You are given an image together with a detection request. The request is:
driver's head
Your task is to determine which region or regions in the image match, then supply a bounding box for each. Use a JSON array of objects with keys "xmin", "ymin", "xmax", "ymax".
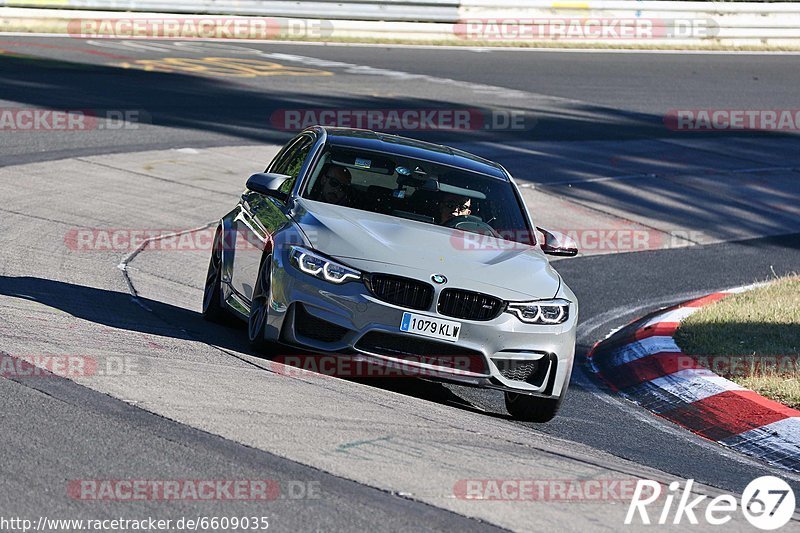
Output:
[
  {"xmin": 438, "ymin": 193, "xmax": 471, "ymax": 224},
  {"xmin": 320, "ymin": 164, "xmax": 351, "ymax": 205}
]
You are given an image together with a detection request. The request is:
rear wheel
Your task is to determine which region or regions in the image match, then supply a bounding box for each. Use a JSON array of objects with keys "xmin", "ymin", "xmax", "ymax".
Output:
[
  {"xmin": 202, "ymin": 227, "xmax": 228, "ymax": 323},
  {"xmin": 248, "ymin": 253, "xmax": 275, "ymax": 353},
  {"xmin": 505, "ymin": 391, "xmax": 564, "ymax": 423}
]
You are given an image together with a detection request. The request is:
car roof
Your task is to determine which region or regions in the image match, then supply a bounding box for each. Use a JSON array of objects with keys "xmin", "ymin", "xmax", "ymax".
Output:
[{"xmin": 318, "ymin": 127, "xmax": 509, "ymax": 180}]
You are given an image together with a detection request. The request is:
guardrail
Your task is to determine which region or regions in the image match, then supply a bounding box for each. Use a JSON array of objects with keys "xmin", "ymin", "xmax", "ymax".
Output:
[
  {"xmin": 1, "ymin": 0, "xmax": 799, "ymax": 46},
  {"xmin": 0, "ymin": 0, "xmax": 461, "ymax": 22}
]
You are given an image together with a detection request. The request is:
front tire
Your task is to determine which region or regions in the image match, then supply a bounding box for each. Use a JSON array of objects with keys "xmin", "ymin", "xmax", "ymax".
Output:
[
  {"xmin": 248, "ymin": 253, "xmax": 275, "ymax": 353},
  {"xmin": 202, "ymin": 227, "xmax": 228, "ymax": 323},
  {"xmin": 505, "ymin": 391, "xmax": 564, "ymax": 423}
]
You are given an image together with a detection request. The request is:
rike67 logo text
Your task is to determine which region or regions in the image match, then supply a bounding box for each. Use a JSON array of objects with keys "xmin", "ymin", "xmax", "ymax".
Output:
[{"xmin": 626, "ymin": 477, "xmax": 795, "ymax": 530}]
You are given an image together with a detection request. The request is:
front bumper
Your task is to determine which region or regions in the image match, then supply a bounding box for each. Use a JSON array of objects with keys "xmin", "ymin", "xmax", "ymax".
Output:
[{"xmin": 263, "ymin": 252, "xmax": 577, "ymax": 398}]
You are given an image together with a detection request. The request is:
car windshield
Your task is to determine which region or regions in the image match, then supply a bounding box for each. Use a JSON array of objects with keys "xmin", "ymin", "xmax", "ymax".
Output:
[{"xmin": 301, "ymin": 145, "xmax": 534, "ymax": 245}]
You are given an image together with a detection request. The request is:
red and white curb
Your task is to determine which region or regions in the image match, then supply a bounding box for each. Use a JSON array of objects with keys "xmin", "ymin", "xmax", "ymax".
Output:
[{"xmin": 588, "ymin": 284, "xmax": 800, "ymax": 473}]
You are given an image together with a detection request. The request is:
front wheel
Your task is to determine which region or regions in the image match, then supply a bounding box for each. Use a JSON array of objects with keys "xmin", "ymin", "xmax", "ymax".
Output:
[
  {"xmin": 248, "ymin": 253, "xmax": 275, "ymax": 353},
  {"xmin": 202, "ymin": 227, "xmax": 228, "ymax": 323},
  {"xmin": 505, "ymin": 391, "xmax": 564, "ymax": 423}
]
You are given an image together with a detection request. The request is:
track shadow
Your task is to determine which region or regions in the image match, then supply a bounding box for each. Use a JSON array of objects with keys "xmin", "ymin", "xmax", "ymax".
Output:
[
  {"xmin": 0, "ymin": 274, "xmax": 514, "ymax": 418},
  {"xmin": 3, "ymin": 48, "xmax": 797, "ymax": 243},
  {"xmin": 3, "ymin": 47, "xmax": 798, "ymax": 242},
  {"xmin": 1, "ymin": 48, "xmax": 793, "ymax": 151},
  {"xmin": 0, "ymin": 275, "xmax": 250, "ymax": 350}
]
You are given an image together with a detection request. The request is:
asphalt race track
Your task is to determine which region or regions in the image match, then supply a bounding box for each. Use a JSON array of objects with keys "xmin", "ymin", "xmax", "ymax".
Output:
[{"xmin": 1, "ymin": 36, "xmax": 799, "ymax": 530}]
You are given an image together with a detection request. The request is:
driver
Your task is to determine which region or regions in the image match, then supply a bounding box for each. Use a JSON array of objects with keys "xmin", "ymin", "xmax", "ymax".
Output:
[
  {"xmin": 319, "ymin": 164, "xmax": 353, "ymax": 206},
  {"xmin": 437, "ymin": 193, "xmax": 472, "ymax": 225}
]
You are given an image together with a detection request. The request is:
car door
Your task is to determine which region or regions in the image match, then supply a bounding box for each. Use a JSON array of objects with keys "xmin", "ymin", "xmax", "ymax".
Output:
[{"xmin": 230, "ymin": 133, "xmax": 316, "ymax": 302}]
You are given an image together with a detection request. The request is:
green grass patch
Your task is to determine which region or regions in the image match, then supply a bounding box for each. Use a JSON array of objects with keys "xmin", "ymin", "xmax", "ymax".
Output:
[
  {"xmin": 737, "ymin": 376, "xmax": 800, "ymax": 409},
  {"xmin": 674, "ymin": 275, "xmax": 800, "ymax": 408}
]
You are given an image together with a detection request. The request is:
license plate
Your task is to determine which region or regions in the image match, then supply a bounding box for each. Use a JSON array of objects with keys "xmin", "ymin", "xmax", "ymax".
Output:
[{"xmin": 399, "ymin": 312, "xmax": 462, "ymax": 342}]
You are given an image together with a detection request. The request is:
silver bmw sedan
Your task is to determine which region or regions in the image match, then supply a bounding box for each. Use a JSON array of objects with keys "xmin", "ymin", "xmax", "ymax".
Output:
[{"xmin": 203, "ymin": 126, "xmax": 578, "ymax": 422}]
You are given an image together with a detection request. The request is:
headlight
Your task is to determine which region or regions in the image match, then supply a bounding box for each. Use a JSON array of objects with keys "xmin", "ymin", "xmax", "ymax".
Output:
[
  {"xmin": 289, "ymin": 246, "xmax": 361, "ymax": 284},
  {"xmin": 507, "ymin": 298, "xmax": 570, "ymax": 324}
]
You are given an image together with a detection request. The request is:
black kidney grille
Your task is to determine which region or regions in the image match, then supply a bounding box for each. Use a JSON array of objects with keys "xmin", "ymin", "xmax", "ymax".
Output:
[
  {"xmin": 437, "ymin": 288, "xmax": 504, "ymax": 321},
  {"xmin": 368, "ymin": 274, "xmax": 433, "ymax": 311}
]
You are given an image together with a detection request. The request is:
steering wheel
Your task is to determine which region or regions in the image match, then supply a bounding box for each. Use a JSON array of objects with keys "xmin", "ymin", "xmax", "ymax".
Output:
[{"xmin": 443, "ymin": 215, "xmax": 499, "ymax": 237}]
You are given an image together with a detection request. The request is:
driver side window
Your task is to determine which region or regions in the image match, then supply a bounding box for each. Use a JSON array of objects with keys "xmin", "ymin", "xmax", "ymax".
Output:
[{"xmin": 269, "ymin": 135, "xmax": 314, "ymax": 196}]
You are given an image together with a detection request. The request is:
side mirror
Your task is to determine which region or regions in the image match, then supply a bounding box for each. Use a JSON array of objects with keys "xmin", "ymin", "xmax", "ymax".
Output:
[
  {"xmin": 246, "ymin": 172, "xmax": 292, "ymax": 203},
  {"xmin": 537, "ymin": 227, "xmax": 578, "ymax": 257}
]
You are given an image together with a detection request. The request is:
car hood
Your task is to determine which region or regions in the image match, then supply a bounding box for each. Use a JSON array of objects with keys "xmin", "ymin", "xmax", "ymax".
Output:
[{"xmin": 292, "ymin": 199, "xmax": 561, "ymax": 301}]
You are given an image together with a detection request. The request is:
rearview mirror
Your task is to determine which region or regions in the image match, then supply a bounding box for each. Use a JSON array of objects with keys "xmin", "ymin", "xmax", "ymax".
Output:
[
  {"xmin": 246, "ymin": 172, "xmax": 292, "ymax": 203},
  {"xmin": 397, "ymin": 174, "xmax": 440, "ymax": 191},
  {"xmin": 537, "ymin": 227, "xmax": 578, "ymax": 257}
]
